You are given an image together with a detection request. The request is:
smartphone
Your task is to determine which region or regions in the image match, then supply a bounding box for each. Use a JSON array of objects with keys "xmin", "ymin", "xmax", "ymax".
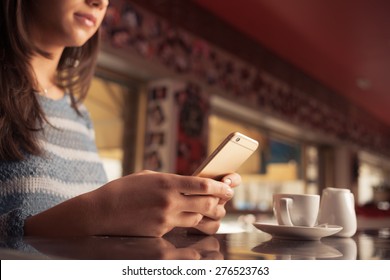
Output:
[{"xmin": 193, "ymin": 132, "xmax": 259, "ymax": 179}]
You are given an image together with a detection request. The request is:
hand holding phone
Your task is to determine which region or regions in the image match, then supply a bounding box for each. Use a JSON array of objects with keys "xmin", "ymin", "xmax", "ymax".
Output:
[{"xmin": 193, "ymin": 132, "xmax": 259, "ymax": 180}]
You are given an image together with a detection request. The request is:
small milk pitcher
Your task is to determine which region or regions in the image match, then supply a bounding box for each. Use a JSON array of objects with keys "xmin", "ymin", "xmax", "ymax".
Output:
[{"xmin": 317, "ymin": 187, "xmax": 357, "ymax": 237}]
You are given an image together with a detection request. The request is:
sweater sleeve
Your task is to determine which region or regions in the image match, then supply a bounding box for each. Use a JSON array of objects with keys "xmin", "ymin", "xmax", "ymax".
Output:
[
  {"xmin": 0, "ymin": 209, "xmax": 49, "ymax": 257},
  {"xmin": 0, "ymin": 207, "xmax": 30, "ymax": 238}
]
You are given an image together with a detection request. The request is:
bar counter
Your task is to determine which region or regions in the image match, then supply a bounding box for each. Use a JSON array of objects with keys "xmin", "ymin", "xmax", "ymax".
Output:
[{"xmin": 1, "ymin": 217, "xmax": 390, "ymax": 260}]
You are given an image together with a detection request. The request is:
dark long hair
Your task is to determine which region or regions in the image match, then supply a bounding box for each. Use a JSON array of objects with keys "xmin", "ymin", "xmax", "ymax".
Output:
[{"xmin": 0, "ymin": 0, "xmax": 101, "ymax": 161}]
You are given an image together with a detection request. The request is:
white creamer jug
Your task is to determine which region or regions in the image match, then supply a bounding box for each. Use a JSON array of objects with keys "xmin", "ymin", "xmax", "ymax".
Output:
[{"xmin": 317, "ymin": 187, "xmax": 357, "ymax": 237}]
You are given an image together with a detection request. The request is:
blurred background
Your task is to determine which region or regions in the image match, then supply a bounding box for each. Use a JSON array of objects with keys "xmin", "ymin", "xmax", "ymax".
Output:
[{"xmin": 84, "ymin": 0, "xmax": 390, "ymax": 223}]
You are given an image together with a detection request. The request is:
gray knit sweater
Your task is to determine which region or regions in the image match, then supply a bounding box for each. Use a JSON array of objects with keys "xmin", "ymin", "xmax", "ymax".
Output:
[{"xmin": 0, "ymin": 94, "xmax": 108, "ymax": 237}]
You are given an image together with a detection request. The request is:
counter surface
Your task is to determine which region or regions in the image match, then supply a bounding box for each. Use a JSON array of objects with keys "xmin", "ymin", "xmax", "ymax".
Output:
[{"xmin": 1, "ymin": 224, "xmax": 390, "ymax": 260}]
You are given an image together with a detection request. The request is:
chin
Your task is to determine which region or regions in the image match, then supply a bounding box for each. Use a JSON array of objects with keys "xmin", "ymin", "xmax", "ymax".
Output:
[
  {"xmin": 68, "ymin": 31, "xmax": 96, "ymax": 47},
  {"xmin": 71, "ymin": 41, "xmax": 89, "ymax": 47}
]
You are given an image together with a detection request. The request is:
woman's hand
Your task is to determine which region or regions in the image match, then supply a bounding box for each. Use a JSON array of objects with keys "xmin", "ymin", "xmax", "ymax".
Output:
[
  {"xmin": 24, "ymin": 170, "xmax": 239, "ymax": 237},
  {"xmin": 190, "ymin": 173, "xmax": 241, "ymax": 235},
  {"xmin": 92, "ymin": 170, "xmax": 238, "ymax": 237}
]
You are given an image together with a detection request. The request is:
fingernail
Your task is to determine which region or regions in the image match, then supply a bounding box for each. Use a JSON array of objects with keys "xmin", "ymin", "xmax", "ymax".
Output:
[{"xmin": 223, "ymin": 178, "xmax": 232, "ymax": 186}]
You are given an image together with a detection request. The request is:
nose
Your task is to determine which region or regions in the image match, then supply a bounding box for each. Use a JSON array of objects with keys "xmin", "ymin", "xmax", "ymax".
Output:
[{"xmin": 86, "ymin": 0, "xmax": 109, "ymax": 9}]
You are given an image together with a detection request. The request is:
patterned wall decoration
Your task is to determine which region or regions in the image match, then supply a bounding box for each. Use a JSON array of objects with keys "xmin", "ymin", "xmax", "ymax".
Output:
[
  {"xmin": 144, "ymin": 80, "xmax": 209, "ymax": 175},
  {"xmin": 174, "ymin": 83, "xmax": 209, "ymax": 175},
  {"xmin": 101, "ymin": 0, "xmax": 390, "ymax": 156},
  {"xmin": 143, "ymin": 84, "xmax": 172, "ymax": 172}
]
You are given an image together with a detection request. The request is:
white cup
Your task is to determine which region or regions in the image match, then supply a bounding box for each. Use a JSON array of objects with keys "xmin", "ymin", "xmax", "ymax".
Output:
[
  {"xmin": 317, "ymin": 187, "xmax": 357, "ymax": 237},
  {"xmin": 273, "ymin": 194, "xmax": 320, "ymax": 227}
]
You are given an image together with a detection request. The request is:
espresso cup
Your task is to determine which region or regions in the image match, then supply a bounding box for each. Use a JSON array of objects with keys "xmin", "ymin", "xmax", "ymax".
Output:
[{"xmin": 273, "ymin": 194, "xmax": 320, "ymax": 227}]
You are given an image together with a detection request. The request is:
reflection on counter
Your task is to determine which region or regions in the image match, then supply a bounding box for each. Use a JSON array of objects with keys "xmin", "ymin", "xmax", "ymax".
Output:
[
  {"xmin": 0, "ymin": 230, "xmax": 224, "ymax": 260},
  {"xmin": 357, "ymin": 228, "xmax": 390, "ymax": 260},
  {"xmin": 1, "ymin": 226, "xmax": 389, "ymax": 260},
  {"xmin": 252, "ymin": 239, "xmax": 343, "ymax": 260},
  {"xmin": 322, "ymin": 237, "xmax": 358, "ymax": 260}
]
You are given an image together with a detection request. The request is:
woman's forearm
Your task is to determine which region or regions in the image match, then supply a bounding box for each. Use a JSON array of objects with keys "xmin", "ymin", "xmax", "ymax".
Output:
[{"xmin": 24, "ymin": 190, "xmax": 104, "ymax": 237}]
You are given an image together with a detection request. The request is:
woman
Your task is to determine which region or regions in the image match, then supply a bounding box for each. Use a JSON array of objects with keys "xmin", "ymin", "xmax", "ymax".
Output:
[{"xmin": 0, "ymin": 0, "xmax": 240, "ymax": 238}]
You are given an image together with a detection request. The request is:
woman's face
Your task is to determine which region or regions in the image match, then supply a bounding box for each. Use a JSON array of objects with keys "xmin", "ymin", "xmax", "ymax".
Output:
[{"xmin": 28, "ymin": 0, "xmax": 109, "ymax": 49}]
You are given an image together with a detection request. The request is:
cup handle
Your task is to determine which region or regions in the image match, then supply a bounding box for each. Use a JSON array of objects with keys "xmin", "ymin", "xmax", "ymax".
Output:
[{"xmin": 279, "ymin": 198, "xmax": 294, "ymax": 226}]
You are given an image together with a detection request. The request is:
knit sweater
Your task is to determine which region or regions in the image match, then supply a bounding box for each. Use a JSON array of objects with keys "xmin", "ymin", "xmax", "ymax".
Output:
[{"xmin": 0, "ymin": 94, "xmax": 108, "ymax": 237}]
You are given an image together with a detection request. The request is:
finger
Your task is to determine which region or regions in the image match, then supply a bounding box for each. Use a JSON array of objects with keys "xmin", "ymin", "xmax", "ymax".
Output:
[
  {"xmin": 179, "ymin": 176, "xmax": 234, "ymax": 199},
  {"xmin": 182, "ymin": 196, "xmax": 226, "ymax": 219},
  {"xmin": 221, "ymin": 173, "xmax": 241, "ymax": 188},
  {"xmin": 218, "ymin": 192, "xmax": 233, "ymax": 205},
  {"xmin": 193, "ymin": 217, "xmax": 222, "ymax": 235},
  {"xmin": 175, "ymin": 212, "xmax": 204, "ymax": 228}
]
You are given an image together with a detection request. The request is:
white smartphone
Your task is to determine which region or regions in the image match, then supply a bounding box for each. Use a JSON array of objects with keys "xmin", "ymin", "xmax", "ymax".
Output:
[{"xmin": 193, "ymin": 132, "xmax": 259, "ymax": 179}]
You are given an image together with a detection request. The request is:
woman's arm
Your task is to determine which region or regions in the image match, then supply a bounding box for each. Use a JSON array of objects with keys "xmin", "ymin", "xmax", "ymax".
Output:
[{"xmin": 24, "ymin": 171, "xmax": 240, "ymax": 237}]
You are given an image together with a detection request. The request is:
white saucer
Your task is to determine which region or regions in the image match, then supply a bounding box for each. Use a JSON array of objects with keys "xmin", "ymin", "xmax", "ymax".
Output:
[{"xmin": 253, "ymin": 223, "xmax": 343, "ymax": 241}]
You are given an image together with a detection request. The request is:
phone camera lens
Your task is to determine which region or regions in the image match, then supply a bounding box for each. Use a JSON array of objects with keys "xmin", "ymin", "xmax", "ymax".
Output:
[{"xmin": 236, "ymin": 137, "xmax": 240, "ymax": 142}]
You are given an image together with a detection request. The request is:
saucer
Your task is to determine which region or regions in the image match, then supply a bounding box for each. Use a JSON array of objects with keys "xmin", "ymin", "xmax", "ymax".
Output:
[{"xmin": 253, "ymin": 223, "xmax": 343, "ymax": 241}]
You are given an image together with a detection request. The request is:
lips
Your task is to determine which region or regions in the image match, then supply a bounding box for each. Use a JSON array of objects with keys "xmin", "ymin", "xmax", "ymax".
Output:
[{"xmin": 74, "ymin": 12, "xmax": 97, "ymax": 27}]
